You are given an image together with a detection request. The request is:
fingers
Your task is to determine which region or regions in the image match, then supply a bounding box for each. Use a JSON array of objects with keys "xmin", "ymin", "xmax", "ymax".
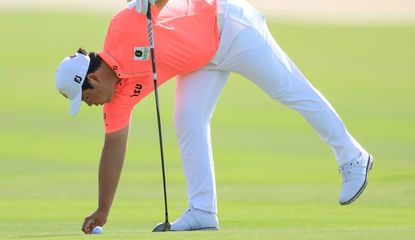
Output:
[
  {"xmin": 136, "ymin": 0, "xmax": 143, "ymax": 13},
  {"xmin": 82, "ymin": 217, "xmax": 96, "ymax": 234},
  {"xmin": 81, "ymin": 210, "xmax": 108, "ymax": 234},
  {"xmin": 142, "ymin": 0, "xmax": 149, "ymax": 15},
  {"xmin": 136, "ymin": 0, "xmax": 154, "ymax": 15}
]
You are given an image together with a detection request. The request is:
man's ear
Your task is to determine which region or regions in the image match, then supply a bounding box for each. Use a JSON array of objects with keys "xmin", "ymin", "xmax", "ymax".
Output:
[{"xmin": 87, "ymin": 73, "xmax": 100, "ymax": 83}]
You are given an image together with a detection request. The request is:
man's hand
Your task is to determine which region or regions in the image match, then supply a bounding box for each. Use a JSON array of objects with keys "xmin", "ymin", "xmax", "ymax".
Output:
[
  {"xmin": 135, "ymin": 0, "xmax": 156, "ymax": 15},
  {"xmin": 81, "ymin": 209, "xmax": 108, "ymax": 234}
]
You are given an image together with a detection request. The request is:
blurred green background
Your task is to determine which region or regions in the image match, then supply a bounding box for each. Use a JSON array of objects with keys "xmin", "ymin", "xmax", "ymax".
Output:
[{"xmin": 0, "ymin": 9, "xmax": 414, "ymax": 240}]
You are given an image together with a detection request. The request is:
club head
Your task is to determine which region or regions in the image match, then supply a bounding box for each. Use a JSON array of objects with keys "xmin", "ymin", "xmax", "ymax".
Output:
[{"xmin": 152, "ymin": 221, "xmax": 171, "ymax": 232}]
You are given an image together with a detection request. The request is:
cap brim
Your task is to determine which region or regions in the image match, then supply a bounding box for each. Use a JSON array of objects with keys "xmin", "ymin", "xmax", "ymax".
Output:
[{"xmin": 69, "ymin": 90, "xmax": 82, "ymax": 116}]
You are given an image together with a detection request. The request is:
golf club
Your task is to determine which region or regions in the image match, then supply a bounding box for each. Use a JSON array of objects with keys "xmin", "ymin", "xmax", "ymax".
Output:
[{"xmin": 144, "ymin": 1, "xmax": 171, "ymax": 232}]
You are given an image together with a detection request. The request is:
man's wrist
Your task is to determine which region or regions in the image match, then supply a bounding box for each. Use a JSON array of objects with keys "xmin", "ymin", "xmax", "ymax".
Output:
[{"xmin": 97, "ymin": 206, "xmax": 111, "ymax": 214}]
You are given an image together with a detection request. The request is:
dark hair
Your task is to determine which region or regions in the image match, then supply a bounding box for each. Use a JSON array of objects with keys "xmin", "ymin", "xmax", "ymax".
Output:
[{"xmin": 76, "ymin": 48, "xmax": 103, "ymax": 90}]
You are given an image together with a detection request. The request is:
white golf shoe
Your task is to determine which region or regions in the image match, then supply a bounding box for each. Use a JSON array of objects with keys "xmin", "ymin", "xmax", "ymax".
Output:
[
  {"xmin": 339, "ymin": 151, "xmax": 374, "ymax": 205},
  {"xmin": 170, "ymin": 208, "xmax": 219, "ymax": 231}
]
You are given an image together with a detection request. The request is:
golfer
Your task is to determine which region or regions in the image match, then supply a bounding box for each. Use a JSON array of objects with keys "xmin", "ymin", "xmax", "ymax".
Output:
[{"xmin": 55, "ymin": 0, "xmax": 373, "ymax": 233}]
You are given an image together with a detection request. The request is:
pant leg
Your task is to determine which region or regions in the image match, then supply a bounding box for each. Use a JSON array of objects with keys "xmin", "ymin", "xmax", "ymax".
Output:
[
  {"xmin": 216, "ymin": 18, "xmax": 365, "ymax": 165},
  {"xmin": 174, "ymin": 70, "xmax": 230, "ymax": 213}
]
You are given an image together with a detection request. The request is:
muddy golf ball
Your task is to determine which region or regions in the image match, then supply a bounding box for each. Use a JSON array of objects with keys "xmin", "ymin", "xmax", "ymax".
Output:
[{"xmin": 92, "ymin": 226, "xmax": 103, "ymax": 234}]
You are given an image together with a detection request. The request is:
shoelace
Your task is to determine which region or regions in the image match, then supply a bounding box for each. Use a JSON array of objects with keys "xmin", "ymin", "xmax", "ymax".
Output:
[{"xmin": 339, "ymin": 159, "xmax": 364, "ymax": 182}]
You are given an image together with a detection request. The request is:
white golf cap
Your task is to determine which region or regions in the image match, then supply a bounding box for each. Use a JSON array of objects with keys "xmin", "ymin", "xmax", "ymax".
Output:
[{"xmin": 55, "ymin": 53, "xmax": 90, "ymax": 116}]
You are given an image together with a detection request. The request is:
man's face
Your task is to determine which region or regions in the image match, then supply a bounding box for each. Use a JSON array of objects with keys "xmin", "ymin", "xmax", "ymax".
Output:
[{"xmin": 82, "ymin": 66, "xmax": 116, "ymax": 106}]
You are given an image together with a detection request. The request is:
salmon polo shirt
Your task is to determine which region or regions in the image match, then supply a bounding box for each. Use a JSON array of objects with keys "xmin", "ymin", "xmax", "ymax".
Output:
[{"xmin": 98, "ymin": 0, "xmax": 219, "ymax": 133}]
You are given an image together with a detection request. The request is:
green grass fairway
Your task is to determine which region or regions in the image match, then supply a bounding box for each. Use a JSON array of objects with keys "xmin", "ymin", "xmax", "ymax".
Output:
[{"xmin": 1, "ymin": 11, "xmax": 414, "ymax": 240}]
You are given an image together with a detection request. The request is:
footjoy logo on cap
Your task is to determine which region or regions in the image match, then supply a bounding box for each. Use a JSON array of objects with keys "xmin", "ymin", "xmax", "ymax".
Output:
[
  {"xmin": 74, "ymin": 75, "xmax": 82, "ymax": 84},
  {"xmin": 134, "ymin": 47, "xmax": 149, "ymax": 61}
]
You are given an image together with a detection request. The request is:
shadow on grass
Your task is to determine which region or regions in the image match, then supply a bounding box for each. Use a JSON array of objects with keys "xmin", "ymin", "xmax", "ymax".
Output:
[{"xmin": 16, "ymin": 233, "xmax": 82, "ymax": 239}]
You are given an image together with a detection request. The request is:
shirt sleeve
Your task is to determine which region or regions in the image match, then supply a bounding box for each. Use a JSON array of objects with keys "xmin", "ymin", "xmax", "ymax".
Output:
[
  {"xmin": 103, "ymin": 78, "xmax": 138, "ymax": 134},
  {"xmin": 103, "ymin": 76, "xmax": 154, "ymax": 133},
  {"xmin": 103, "ymin": 98, "xmax": 134, "ymax": 134}
]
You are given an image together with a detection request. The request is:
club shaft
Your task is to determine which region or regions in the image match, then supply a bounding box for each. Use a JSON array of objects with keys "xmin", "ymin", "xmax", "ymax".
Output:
[{"xmin": 147, "ymin": 6, "xmax": 169, "ymax": 223}]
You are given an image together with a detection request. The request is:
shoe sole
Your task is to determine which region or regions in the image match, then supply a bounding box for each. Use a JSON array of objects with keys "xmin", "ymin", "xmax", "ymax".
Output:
[
  {"xmin": 170, "ymin": 227, "xmax": 219, "ymax": 232},
  {"xmin": 339, "ymin": 154, "xmax": 373, "ymax": 205}
]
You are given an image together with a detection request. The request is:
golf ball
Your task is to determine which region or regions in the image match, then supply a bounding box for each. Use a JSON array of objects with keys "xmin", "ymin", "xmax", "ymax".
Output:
[{"xmin": 92, "ymin": 226, "xmax": 103, "ymax": 234}]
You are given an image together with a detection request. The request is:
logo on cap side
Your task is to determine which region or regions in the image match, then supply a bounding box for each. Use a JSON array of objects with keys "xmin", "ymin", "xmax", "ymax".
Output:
[{"xmin": 74, "ymin": 75, "xmax": 83, "ymax": 84}]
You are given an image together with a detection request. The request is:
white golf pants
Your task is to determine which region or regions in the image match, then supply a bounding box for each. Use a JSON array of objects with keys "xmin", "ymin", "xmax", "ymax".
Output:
[{"xmin": 174, "ymin": 0, "xmax": 366, "ymax": 214}]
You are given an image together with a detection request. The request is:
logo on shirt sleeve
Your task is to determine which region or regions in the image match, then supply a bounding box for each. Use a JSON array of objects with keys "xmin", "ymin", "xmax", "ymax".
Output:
[
  {"xmin": 130, "ymin": 84, "xmax": 143, "ymax": 97},
  {"xmin": 134, "ymin": 47, "xmax": 150, "ymax": 61}
]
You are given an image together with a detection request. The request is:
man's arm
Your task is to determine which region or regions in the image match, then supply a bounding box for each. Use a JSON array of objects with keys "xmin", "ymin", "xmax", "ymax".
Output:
[{"xmin": 81, "ymin": 125, "xmax": 130, "ymax": 234}]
